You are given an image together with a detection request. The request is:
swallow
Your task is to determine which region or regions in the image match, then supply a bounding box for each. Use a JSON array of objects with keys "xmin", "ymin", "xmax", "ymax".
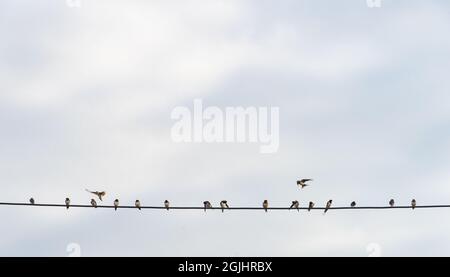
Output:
[
  {"xmin": 164, "ymin": 200, "xmax": 170, "ymax": 211},
  {"xmin": 135, "ymin": 200, "xmax": 141, "ymax": 210},
  {"xmin": 411, "ymin": 199, "xmax": 416, "ymax": 210},
  {"xmin": 91, "ymin": 199, "xmax": 97, "ymax": 208},
  {"xmin": 263, "ymin": 200, "xmax": 269, "ymax": 212},
  {"xmin": 389, "ymin": 199, "xmax": 395, "ymax": 207},
  {"xmin": 351, "ymin": 201, "xmax": 356, "ymax": 208},
  {"xmin": 324, "ymin": 200, "xmax": 332, "ymax": 213},
  {"xmin": 297, "ymin": 179, "xmax": 313, "ymax": 189},
  {"xmin": 65, "ymin": 198, "xmax": 70, "ymax": 210},
  {"xmin": 290, "ymin": 200, "xmax": 299, "ymax": 211},
  {"xmin": 220, "ymin": 200, "xmax": 229, "ymax": 212},
  {"xmin": 29, "ymin": 198, "xmax": 35, "ymax": 205},
  {"xmin": 203, "ymin": 201, "xmax": 212, "ymax": 212},
  {"xmin": 85, "ymin": 189, "xmax": 106, "ymax": 201},
  {"xmin": 308, "ymin": 201, "xmax": 314, "ymax": 212},
  {"xmin": 114, "ymin": 199, "xmax": 119, "ymax": 211}
]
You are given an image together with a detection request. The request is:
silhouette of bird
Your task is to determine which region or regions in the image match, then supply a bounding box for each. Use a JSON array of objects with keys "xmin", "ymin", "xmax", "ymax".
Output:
[
  {"xmin": 324, "ymin": 200, "xmax": 332, "ymax": 213},
  {"xmin": 164, "ymin": 200, "xmax": 170, "ymax": 211},
  {"xmin": 65, "ymin": 198, "xmax": 70, "ymax": 210},
  {"xmin": 135, "ymin": 200, "xmax": 141, "ymax": 210},
  {"xmin": 290, "ymin": 200, "xmax": 299, "ymax": 211},
  {"xmin": 85, "ymin": 189, "xmax": 106, "ymax": 201},
  {"xmin": 220, "ymin": 200, "xmax": 229, "ymax": 212},
  {"xmin": 263, "ymin": 200, "xmax": 269, "ymax": 212},
  {"xmin": 29, "ymin": 198, "xmax": 35, "ymax": 205},
  {"xmin": 114, "ymin": 199, "xmax": 119, "ymax": 211},
  {"xmin": 308, "ymin": 201, "xmax": 314, "ymax": 212},
  {"xmin": 389, "ymin": 199, "xmax": 395, "ymax": 207},
  {"xmin": 351, "ymin": 201, "xmax": 356, "ymax": 208},
  {"xmin": 91, "ymin": 199, "xmax": 97, "ymax": 208},
  {"xmin": 203, "ymin": 201, "xmax": 212, "ymax": 212},
  {"xmin": 297, "ymin": 179, "xmax": 313, "ymax": 189},
  {"xmin": 411, "ymin": 199, "xmax": 416, "ymax": 210}
]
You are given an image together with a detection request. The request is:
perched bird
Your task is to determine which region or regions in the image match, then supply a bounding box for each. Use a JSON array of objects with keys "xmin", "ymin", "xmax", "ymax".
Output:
[
  {"xmin": 411, "ymin": 199, "xmax": 416, "ymax": 210},
  {"xmin": 65, "ymin": 198, "xmax": 70, "ymax": 210},
  {"xmin": 114, "ymin": 199, "xmax": 119, "ymax": 211},
  {"xmin": 85, "ymin": 189, "xmax": 106, "ymax": 201},
  {"xmin": 164, "ymin": 200, "xmax": 170, "ymax": 211},
  {"xmin": 324, "ymin": 200, "xmax": 332, "ymax": 214},
  {"xmin": 308, "ymin": 201, "xmax": 314, "ymax": 212},
  {"xmin": 220, "ymin": 200, "xmax": 229, "ymax": 213},
  {"xmin": 203, "ymin": 201, "xmax": 212, "ymax": 212},
  {"xmin": 290, "ymin": 200, "xmax": 299, "ymax": 211},
  {"xmin": 263, "ymin": 200, "xmax": 269, "ymax": 212},
  {"xmin": 29, "ymin": 198, "xmax": 35, "ymax": 205},
  {"xmin": 389, "ymin": 199, "xmax": 395, "ymax": 207},
  {"xmin": 351, "ymin": 201, "xmax": 356, "ymax": 208},
  {"xmin": 135, "ymin": 200, "xmax": 141, "ymax": 210},
  {"xmin": 297, "ymin": 179, "xmax": 313, "ymax": 189},
  {"xmin": 91, "ymin": 199, "xmax": 97, "ymax": 208}
]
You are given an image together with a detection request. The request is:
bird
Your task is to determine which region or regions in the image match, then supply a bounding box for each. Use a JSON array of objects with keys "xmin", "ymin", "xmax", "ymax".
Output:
[
  {"xmin": 203, "ymin": 201, "xmax": 212, "ymax": 212},
  {"xmin": 297, "ymin": 179, "xmax": 313, "ymax": 189},
  {"xmin": 263, "ymin": 200, "xmax": 269, "ymax": 212},
  {"xmin": 135, "ymin": 200, "xmax": 141, "ymax": 210},
  {"xmin": 65, "ymin": 198, "xmax": 70, "ymax": 210},
  {"xmin": 114, "ymin": 199, "xmax": 119, "ymax": 211},
  {"xmin": 389, "ymin": 199, "xmax": 395, "ymax": 207},
  {"xmin": 324, "ymin": 200, "xmax": 332, "ymax": 214},
  {"xmin": 85, "ymin": 189, "xmax": 106, "ymax": 201},
  {"xmin": 290, "ymin": 200, "xmax": 299, "ymax": 211},
  {"xmin": 29, "ymin": 198, "xmax": 35, "ymax": 205},
  {"xmin": 351, "ymin": 201, "xmax": 356, "ymax": 208},
  {"xmin": 308, "ymin": 201, "xmax": 314, "ymax": 212},
  {"xmin": 164, "ymin": 200, "xmax": 170, "ymax": 211},
  {"xmin": 411, "ymin": 199, "xmax": 416, "ymax": 210},
  {"xmin": 91, "ymin": 199, "xmax": 97, "ymax": 208},
  {"xmin": 220, "ymin": 200, "xmax": 229, "ymax": 212}
]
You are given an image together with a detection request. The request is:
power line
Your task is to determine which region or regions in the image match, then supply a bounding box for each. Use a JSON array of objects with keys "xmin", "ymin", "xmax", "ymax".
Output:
[{"xmin": 0, "ymin": 202, "xmax": 449, "ymax": 210}]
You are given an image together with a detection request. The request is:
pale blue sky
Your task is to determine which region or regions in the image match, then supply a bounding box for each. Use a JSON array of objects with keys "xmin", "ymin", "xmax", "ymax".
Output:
[{"xmin": 1, "ymin": 0, "xmax": 450, "ymax": 256}]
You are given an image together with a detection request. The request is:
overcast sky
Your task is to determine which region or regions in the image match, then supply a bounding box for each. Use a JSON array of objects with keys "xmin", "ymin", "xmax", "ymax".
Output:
[{"xmin": 1, "ymin": 0, "xmax": 450, "ymax": 256}]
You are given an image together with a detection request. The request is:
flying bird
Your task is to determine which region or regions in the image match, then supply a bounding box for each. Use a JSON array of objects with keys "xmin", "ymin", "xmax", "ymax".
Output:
[
  {"xmin": 65, "ymin": 198, "xmax": 70, "ymax": 210},
  {"xmin": 324, "ymin": 200, "xmax": 332, "ymax": 214},
  {"xmin": 220, "ymin": 200, "xmax": 229, "ymax": 212},
  {"xmin": 389, "ymin": 199, "xmax": 395, "ymax": 207},
  {"xmin": 263, "ymin": 200, "xmax": 269, "ymax": 212},
  {"xmin": 308, "ymin": 201, "xmax": 314, "ymax": 212},
  {"xmin": 203, "ymin": 201, "xmax": 212, "ymax": 212},
  {"xmin": 297, "ymin": 179, "xmax": 313, "ymax": 189},
  {"xmin": 29, "ymin": 198, "xmax": 35, "ymax": 205},
  {"xmin": 290, "ymin": 200, "xmax": 299, "ymax": 211},
  {"xmin": 85, "ymin": 189, "xmax": 106, "ymax": 201},
  {"xmin": 91, "ymin": 199, "xmax": 97, "ymax": 208},
  {"xmin": 351, "ymin": 201, "xmax": 356, "ymax": 208},
  {"xmin": 164, "ymin": 200, "xmax": 170, "ymax": 211},
  {"xmin": 135, "ymin": 200, "xmax": 141, "ymax": 210},
  {"xmin": 114, "ymin": 199, "xmax": 119, "ymax": 211},
  {"xmin": 411, "ymin": 199, "xmax": 416, "ymax": 210}
]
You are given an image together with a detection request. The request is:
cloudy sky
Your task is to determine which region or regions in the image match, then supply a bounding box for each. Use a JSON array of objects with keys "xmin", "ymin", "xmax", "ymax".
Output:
[{"xmin": 1, "ymin": 0, "xmax": 450, "ymax": 256}]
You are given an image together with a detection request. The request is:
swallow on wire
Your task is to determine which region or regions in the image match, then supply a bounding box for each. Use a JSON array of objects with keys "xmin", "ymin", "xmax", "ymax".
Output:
[
  {"xmin": 290, "ymin": 200, "xmax": 299, "ymax": 211},
  {"xmin": 65, "ymin": 198, "xmax": 70, "ymax": 210},
  {"xmin": 324, "ymin": 200, "xmax": 332, "ymax": 214},
  {"xmin": 91, "ymin": 199, "xmax": 97, "ymax": 208},
  {"xmin": 263, "ymin": 200, "xmax": 269, "ymax": 212},
  {"xmin": 135, "ymin": 200, "xmax": 141, "ymax": 210},
  {"xmin": 85, "ymin": 189, "xmax": 106, "ymax": 201},
  {"xmin": 114, "ymin": 199, "xmax": 119, "ymax": 211},
  {"xmin": 220, "ymin": 200, "xmax": 229, "ymax": 212},
  {"xmin": 308, "ymin": 201, "xmax": 314, "ymax": 212},
  {"xmin": 164, "ymin": 200, "xmax": 170, "ymax": 211},
  {"xmin": 297, "ymin": 179, "xmax": 313, "ymax": 189},
  {"xmin": 351, "ymin": 201, "xmax": 356, "ymax": 208},
  {"xmin": 29, "ymin": 198, "xmax": 35, "ymax": 205},
  {"xmin": 411, "ymin": 199, "xmax": 416, "ymax": 210},
  {"xmin": 389, "ymin": 199, "xmax": 395, "ymax": 207},
  {"xmin": 203, "ymin": 201, "xmax": 212, "ymax": 212}
]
